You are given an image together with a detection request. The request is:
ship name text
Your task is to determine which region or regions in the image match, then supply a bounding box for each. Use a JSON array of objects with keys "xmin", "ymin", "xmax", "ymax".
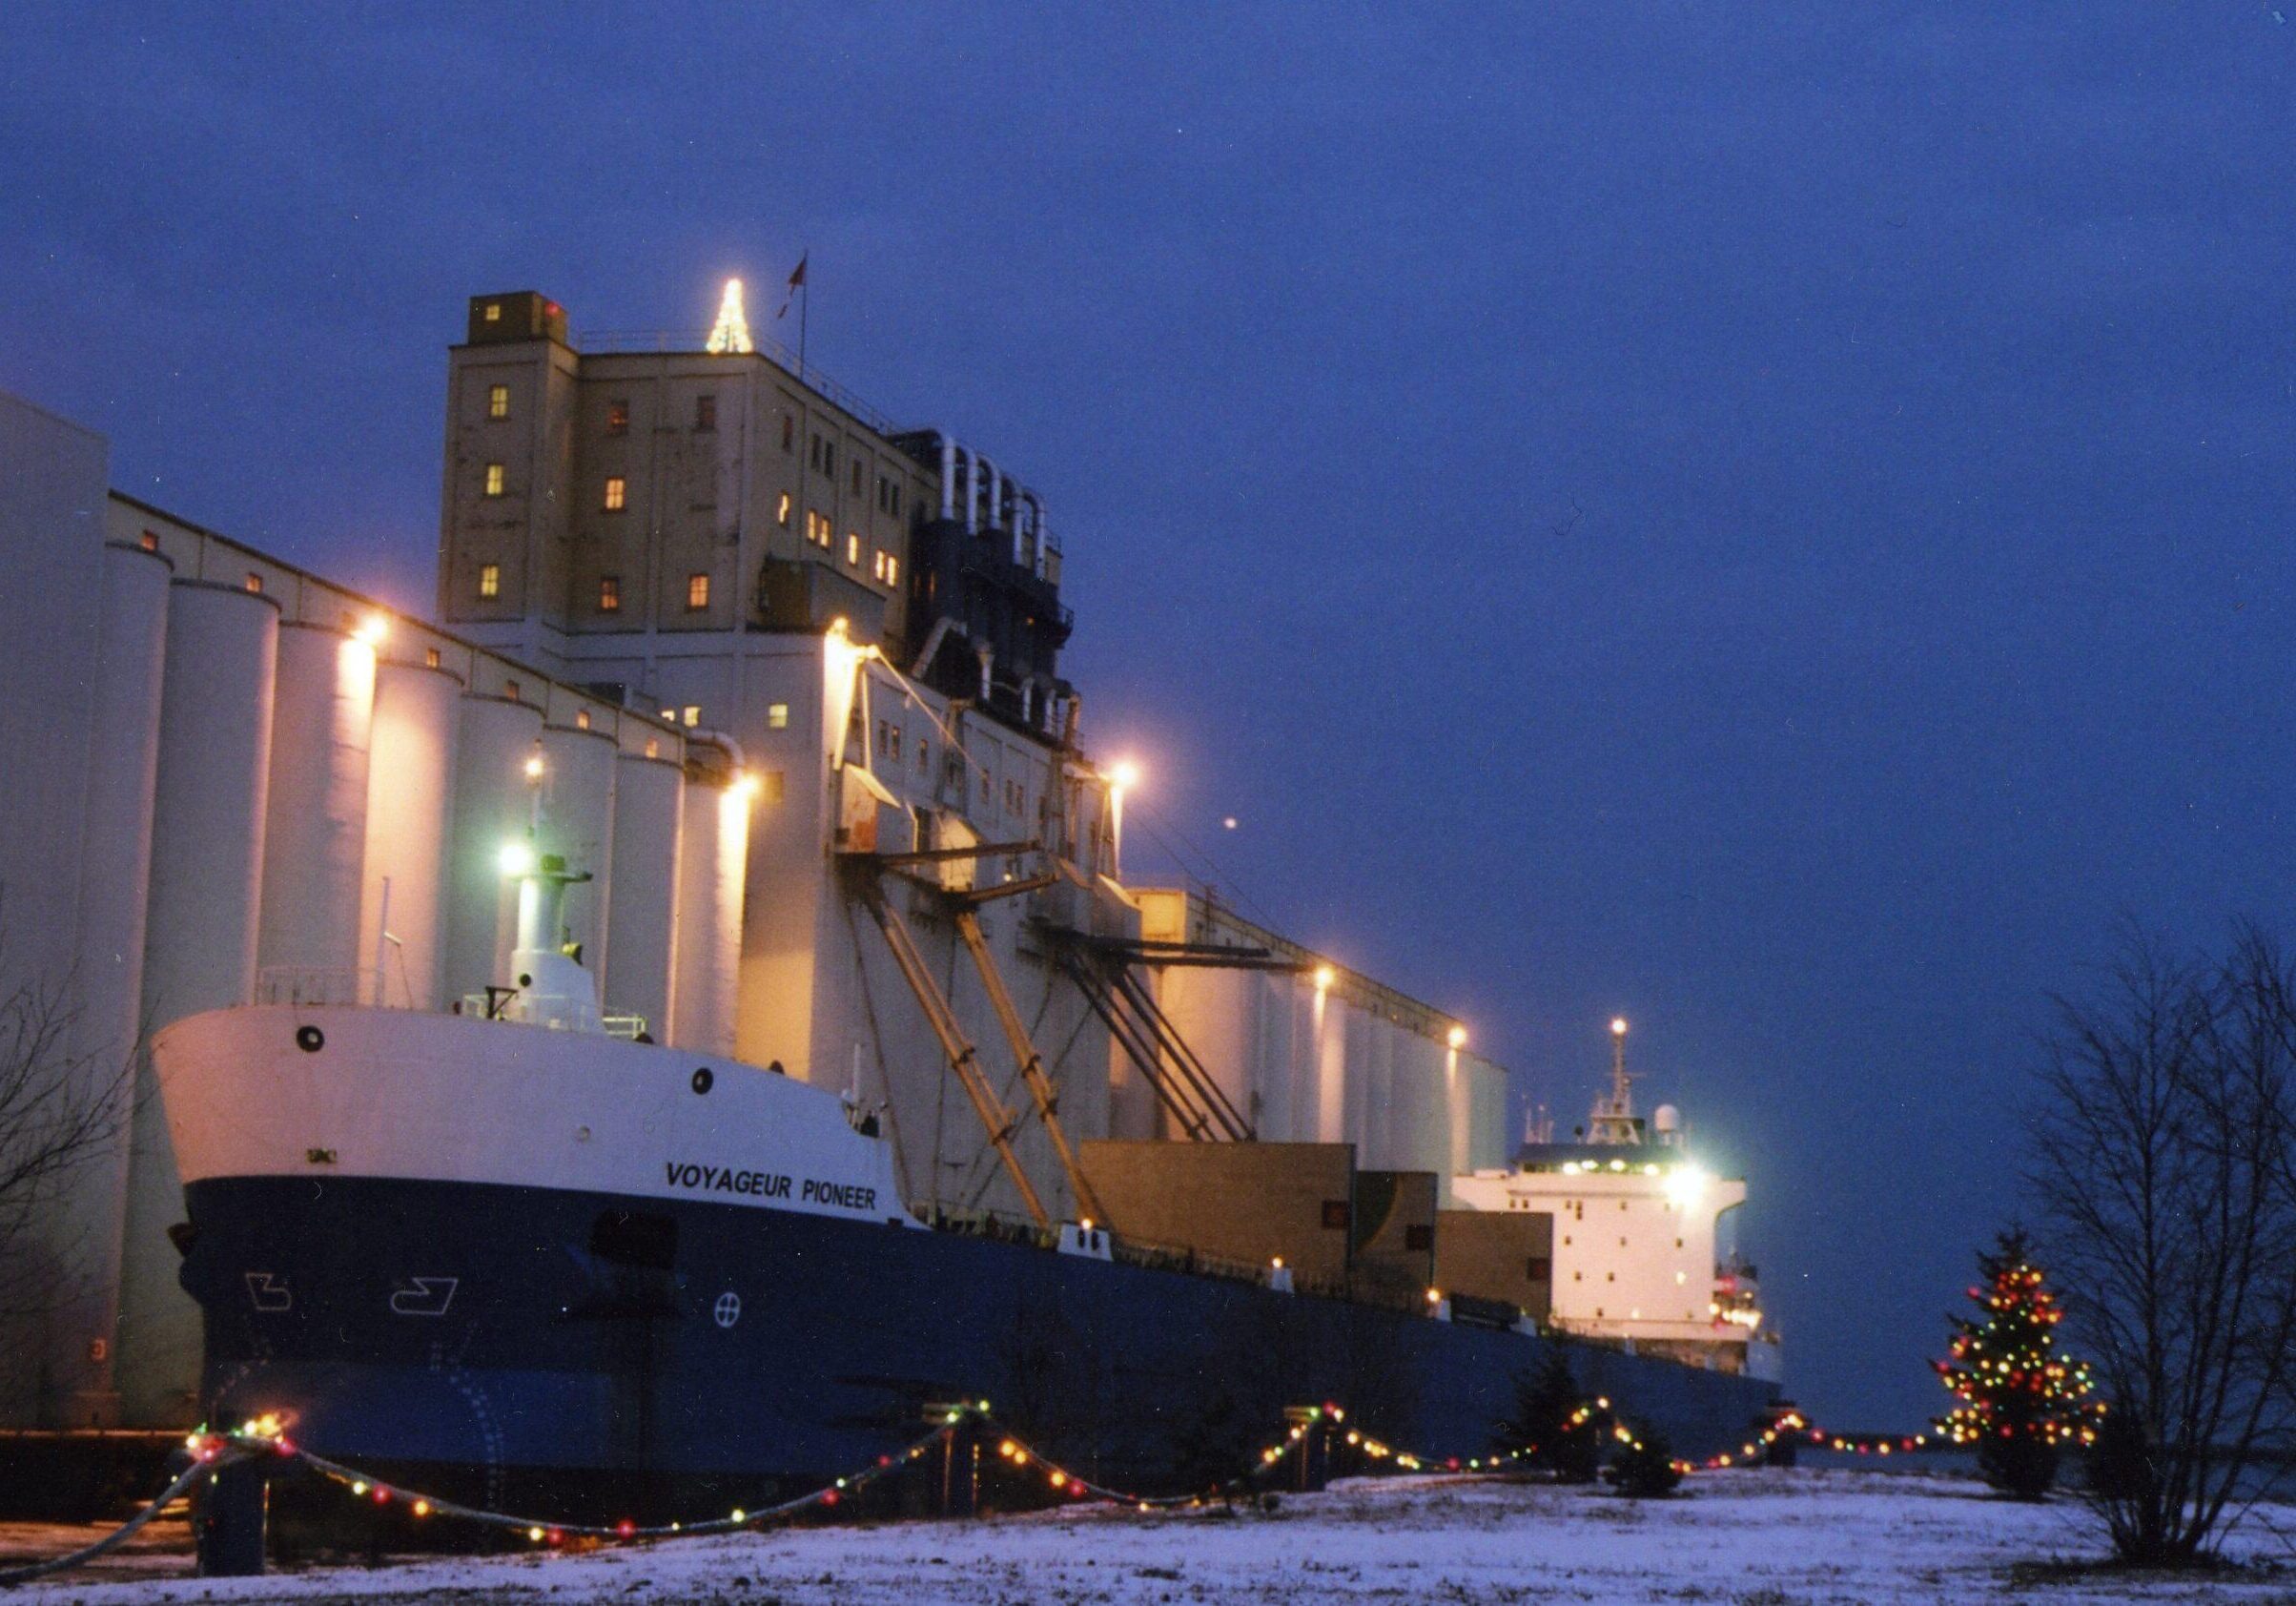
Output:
[{"xmin": 664, "ymin": 1162, "xmax": 877, "ymax": 1212}]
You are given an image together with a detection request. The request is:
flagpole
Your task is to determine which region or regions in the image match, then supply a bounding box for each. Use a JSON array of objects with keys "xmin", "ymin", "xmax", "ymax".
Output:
[{"xmin": 798, "ymin": 252, "xmax": 810, "ymax": 381}]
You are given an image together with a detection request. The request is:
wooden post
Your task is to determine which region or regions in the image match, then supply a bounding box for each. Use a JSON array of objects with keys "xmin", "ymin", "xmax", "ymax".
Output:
[{"xmin": 192, "ymin": 1458, "xmax": 266, "ymax": 1576}]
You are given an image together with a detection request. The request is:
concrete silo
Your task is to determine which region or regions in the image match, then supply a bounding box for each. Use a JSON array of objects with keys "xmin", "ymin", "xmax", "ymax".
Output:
[
  {"xmin": 1391, "ymin": 1026, "xmax": 1450, "ymax": 1179},
  {"xmin": 123, "ymin": 577, "xmax": 279, "ymax": 1426},
  {"xmin": 441, "ymin": 694, "xmax": 543, "ymax": 1008},
  {"xmin": 256, "ymin": 623, "xmax": 376, "ymax": 990},
  {"xmin": 669, "ymin": 774, "xmax": 750, "ymax": 1056},
  {"xmin": 43, "ymin": 540, "xmax": 172, "ymax": 1427},
  {"xmin": 604, "ymin": 752, "xmax": 683, "ymax": 1039},
  {"xmin": 359, "ymin": 660, "xmax": 461, "ymax": 1010}
]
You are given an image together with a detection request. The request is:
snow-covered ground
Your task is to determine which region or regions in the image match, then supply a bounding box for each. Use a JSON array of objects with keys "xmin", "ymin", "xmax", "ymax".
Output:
[{"xmin": 10, "ymin": 1468, "xmax": 2296, "ymax": 1605}]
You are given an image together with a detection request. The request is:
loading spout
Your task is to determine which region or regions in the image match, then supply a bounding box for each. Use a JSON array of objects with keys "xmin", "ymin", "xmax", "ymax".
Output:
[
  {"xmin": 953, "ymin": 909, "xmax": 1111, "ymax": 1228},
  {"xmin": 1047, "ymin": 935, "xmax": 1256, "ymax": 1143},
  {"xmin": 849, "ymin": 871, "xmax": 1050, "ymax": 1228}
]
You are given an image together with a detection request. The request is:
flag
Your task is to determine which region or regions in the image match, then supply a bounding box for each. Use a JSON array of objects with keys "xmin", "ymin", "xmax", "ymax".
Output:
[{"xmin": 777, "ymin": 254, "xmax": 808, "ymax": 319}]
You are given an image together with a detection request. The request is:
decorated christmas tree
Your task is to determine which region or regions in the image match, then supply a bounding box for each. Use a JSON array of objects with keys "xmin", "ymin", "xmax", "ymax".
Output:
[
  {"xmin": 1494, "ymin": 1349, "xmax": 1603, "ymax": 1483},
  {"xmin": 1934, "ymin": 1228, "xmax": 2097, "ymax": 1498}
]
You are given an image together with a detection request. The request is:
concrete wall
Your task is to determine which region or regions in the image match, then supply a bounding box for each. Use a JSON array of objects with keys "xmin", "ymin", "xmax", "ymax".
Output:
[
  {"xmin": 1350, "ymin": 1169, "xmax": 1439, "ymax": 1307},
  {"xmin": 1077, "ymin": 1141, "xmax": 1357, "ymax": 1282},
  {"xmin": 1435, "ymin": 1208, "xmax": 1553, "ymax": 1320}
]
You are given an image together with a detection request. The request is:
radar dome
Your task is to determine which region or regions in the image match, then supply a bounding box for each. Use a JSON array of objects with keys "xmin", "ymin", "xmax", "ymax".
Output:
[{"xmin": 1652, "ymin": 1103, "xmax": 1681, "ymax": 1134}]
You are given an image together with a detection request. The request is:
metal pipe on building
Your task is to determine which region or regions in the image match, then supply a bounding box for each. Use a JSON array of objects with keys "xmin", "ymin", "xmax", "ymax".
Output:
[
  {"xmin": 257, "ymin": 623, "xmax": 377, "ymax": 986},
  {"xmin": 669, "ymin": 774, "xmax": 750, "ymax": 1056},
  {"xmin": 934, "ymin": 431, "xmax": 956, "ymax": 521},
  {"xmin": 1021, "ymin": 489, "xmax": 1043, "ymax": 569},
  {"xmin": 123, "ymin": 577, "xmax": 279, "ymax": 1427},
  {"xmin": 45, "ymin": 540, "xmax": 172, "ymax": 1428},
  {"xmin": 539, "ymin": 723, "xmax": 618, "ymax": 984},
  {"xmin": 603, "ymin": 752, "xmax": 684, "ymax": 1040},
  {"xmin": 359, "ymin": 660, "xmax": 461, "ymax": 1011},
  {"xmin": 442, "ymin": 694, "xmax": 544, "ymax": 1007},
  {"xmin": 961, "ymin": 445, "xmax": 979, "ymax": 534}
]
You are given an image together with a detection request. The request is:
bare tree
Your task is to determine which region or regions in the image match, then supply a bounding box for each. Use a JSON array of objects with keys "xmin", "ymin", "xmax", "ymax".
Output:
[
  {"xmin": 0, "ymin": 917, "xmax": 138, "ymax": 1414},
  {"xmin": 2029, "ymin": 923, "xmax": 2296, "ymax": 1565}
]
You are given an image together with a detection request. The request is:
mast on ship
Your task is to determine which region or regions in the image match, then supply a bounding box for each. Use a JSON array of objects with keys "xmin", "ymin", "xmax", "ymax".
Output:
[
  {"xmin": 1586, "ymin": 1015, "xmax": 1644, "ymax": 1145},
  {"xmin": 491, "ymin": 748, "xmax": 602, "ymax": 1033}
]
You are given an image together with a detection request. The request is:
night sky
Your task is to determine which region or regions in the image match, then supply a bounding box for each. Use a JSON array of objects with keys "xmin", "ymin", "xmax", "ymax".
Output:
[{"xmin": 7, "ymin": 5, "xmax": 2292, "ymax": 1429}]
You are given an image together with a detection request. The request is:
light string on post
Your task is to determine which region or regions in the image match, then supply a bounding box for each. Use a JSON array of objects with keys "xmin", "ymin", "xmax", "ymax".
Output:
[{"xmin": 3, "ymin": 1397, "xmax": 1959, "ymax": 1583}]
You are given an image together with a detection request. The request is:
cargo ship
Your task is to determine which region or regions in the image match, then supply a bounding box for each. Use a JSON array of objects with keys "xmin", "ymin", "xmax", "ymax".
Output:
[
  {"xmin": 5, "ymin": 282, "xmax": 1776, "ymax": 1513},
  {"xmin": 154, "ymin": 848, "xmax": 1774, "ymax": 1513}
]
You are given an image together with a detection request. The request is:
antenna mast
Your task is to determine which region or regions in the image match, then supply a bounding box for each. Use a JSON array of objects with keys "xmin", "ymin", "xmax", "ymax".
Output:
[{"xmin": 1588, "ymin": 1016, "xmax": 1642, "ymax": 1145}]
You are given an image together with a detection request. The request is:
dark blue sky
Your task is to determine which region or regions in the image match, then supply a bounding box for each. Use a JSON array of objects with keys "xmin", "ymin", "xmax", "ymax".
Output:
[{"xmin": 7, "ymin": 4, "xmax": 2292, "ymax": 1427}]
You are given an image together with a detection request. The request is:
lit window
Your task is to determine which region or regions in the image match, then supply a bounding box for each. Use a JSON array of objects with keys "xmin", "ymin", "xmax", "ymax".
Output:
[
  {"xmin": 682, "ymin": 705, "xmax": 701, "ymax": 728},
  {"xmin": 645, "ymin": 737, "xmax": 660, "ymax": 759},
  {"xmin": 479, "ymin": 563, "xmax": 500, "ymax": 598},
  {"xmin": 598, "ymin": 576, "xmax": 621, "ymax": 612},
  {"xmin": 603, "ymin": 476, "xmax": 626, "ymax": 512},
  {"xmin": 761, "ymin": 771, "xmax": 785, "ymax": 802},
  {"xmin": 424, "ymin": 648, "xmax": 441, "ymax": 669},
  {"xmin": 695, "ymin": 395, "xmax": 717, "ymax": 432},
  {"xmin": 484, "ymin": 302, "xmax": 501, "ymax": 322},
  {"xmin": 244, "ymin": 571, "xmax": 263, "ymax": 594},
  {"xmin": 768, "ymin": 703, "xmax": 789, "ymax": 730},
  {"xmin": 138, "ymin": 529, "xmax": 158, "ymax": 552},
  {"xmin": 483, "ymin": 463, "xmax": 505, "ymax": 497},
  {"xmin": 686, "ymin": 572, "xmax": 710, "ymax": 610},
  {"xmin": 504, "ymin": 679, "xmax": 521, "ymax": 702},
  {"xmin": 575, "ymin": 708, "xmax": 591, "ymax": 731},
  {"xmin": 777, "ymin": 492, "xmax": 791, "ymax": 527},
  {"xmin": 872, "ymin": 550, "xmax": 887, "ymax": 581},
  {"xmin": 606, "ymin": 401, "xmax": 629, "ymax": 435},
  {"xmin": 487, "ymin": 383, "xmax": 509, "ymax": 420},
  {"xmin": 885, "ymin": 554, "xmax": 899, "ymax": 587},
  {"xmin": 846, "ymin": 533, "xmax": 859, "ymax": 566}
]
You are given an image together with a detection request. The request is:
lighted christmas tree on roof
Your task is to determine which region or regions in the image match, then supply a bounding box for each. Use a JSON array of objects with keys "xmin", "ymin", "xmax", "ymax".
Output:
[{"xmin": 1935, "ymin": 1228, "xmax": 2098, "ymax": 1499}]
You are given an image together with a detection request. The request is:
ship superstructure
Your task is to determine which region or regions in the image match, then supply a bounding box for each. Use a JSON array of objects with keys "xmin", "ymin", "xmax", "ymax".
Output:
[{"xmin": 1451, "ymin": 1018, "xmax": 1778, "ymax": 1379}]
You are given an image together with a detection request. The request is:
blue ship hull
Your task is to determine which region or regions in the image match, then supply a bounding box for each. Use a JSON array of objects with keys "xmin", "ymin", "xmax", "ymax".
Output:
[{"xmin": 181, "ymin": 1175, "xmax": 1777, "ymax": 1518}]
